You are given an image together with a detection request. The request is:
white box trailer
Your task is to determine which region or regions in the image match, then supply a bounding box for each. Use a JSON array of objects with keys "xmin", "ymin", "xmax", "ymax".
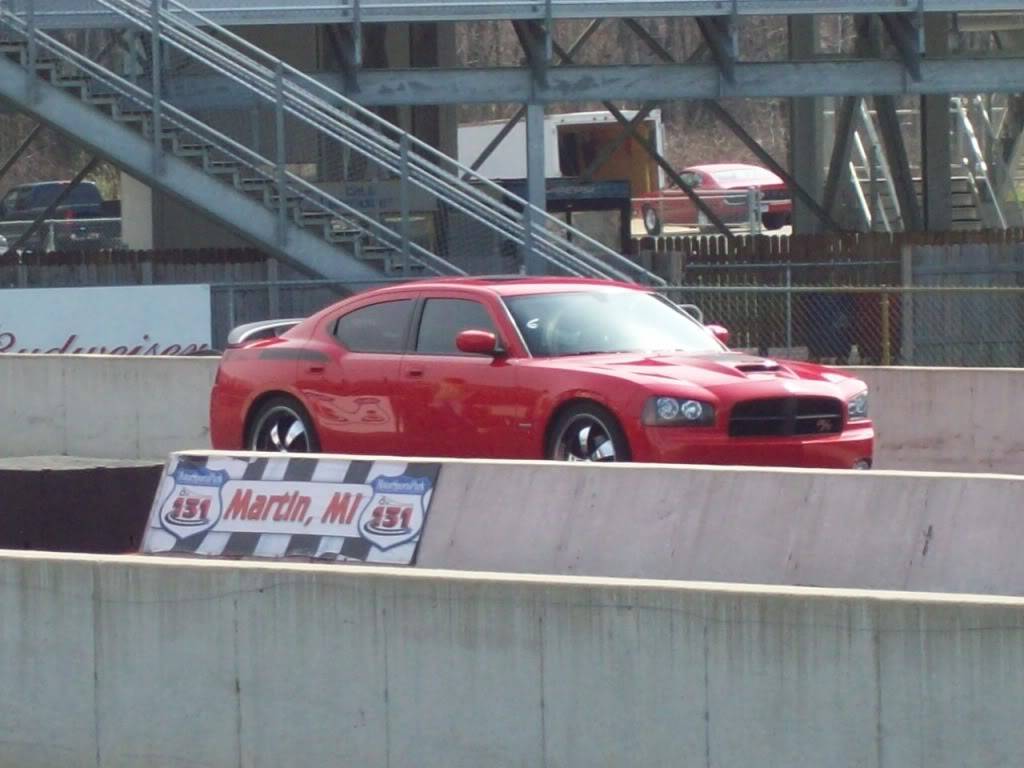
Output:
[{"xmin": 457, "ymin": 109, "xmax": 666, "ymax": 195}]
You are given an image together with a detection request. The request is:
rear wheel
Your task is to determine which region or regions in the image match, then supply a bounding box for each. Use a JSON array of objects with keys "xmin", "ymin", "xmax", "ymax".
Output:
[
  {"xmin": 762, "ymin": 212, "xmax": 786, "ymax": 230},
  {"xmin": 247, "ymin": 396, "xmax": 321, "ymax": 453},
  {"xmin": 547, "ymin": 403, "xmax": 630, "ymax": 463},
  {"xmin": 642, "ymin": 205, "xmax": 662, "ymax": 236}
]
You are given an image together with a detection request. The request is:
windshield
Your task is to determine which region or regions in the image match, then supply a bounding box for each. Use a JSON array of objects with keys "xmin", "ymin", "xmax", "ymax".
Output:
[{"xmin": 503, "ymin": 289, "xmax": 723, "ymax": 357}]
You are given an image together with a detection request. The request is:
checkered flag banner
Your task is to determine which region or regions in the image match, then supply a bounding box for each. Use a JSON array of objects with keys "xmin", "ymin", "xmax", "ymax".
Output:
[{"xmin": 142, "ymin": 452, "xmax": 441, "ymax": 566}]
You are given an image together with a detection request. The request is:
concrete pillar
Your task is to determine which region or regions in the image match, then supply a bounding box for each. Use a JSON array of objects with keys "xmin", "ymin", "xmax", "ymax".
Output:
[
  {"xmin": 788, "ymin": 16, "xmax": 824, "ymax": 234},
  {"xmin": 921, "ymin": 13, "xmax": 952, "ymax": 231}
]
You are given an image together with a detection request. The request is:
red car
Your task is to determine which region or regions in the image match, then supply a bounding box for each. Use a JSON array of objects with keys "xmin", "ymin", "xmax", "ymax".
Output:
[
  {"xmin": 633, "ymin": 163, "xmax": 792, "ymax": 235},
  {"xmin": 210, "ymin": 277, "xmax": 873, "ymax": 469}
]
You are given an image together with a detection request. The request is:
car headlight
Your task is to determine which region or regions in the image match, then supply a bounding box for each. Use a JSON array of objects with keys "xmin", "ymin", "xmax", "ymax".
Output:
[
  {"xmin": 642, "ymin": 397, "xmax": 716, "ymax": 427},
  {"xmin": 847, "ymin": 389, "xmax": 869, "ymax": 421}
]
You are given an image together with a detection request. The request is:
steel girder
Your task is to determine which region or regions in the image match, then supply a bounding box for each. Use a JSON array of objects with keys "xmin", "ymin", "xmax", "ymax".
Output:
[
  {"xmin": 149, "ymin": 58, "xmax": 1024, "ymax": 110},
  {"xmin": 22, "ymin": 0, "xmax": 1024, "ymax": 28}
]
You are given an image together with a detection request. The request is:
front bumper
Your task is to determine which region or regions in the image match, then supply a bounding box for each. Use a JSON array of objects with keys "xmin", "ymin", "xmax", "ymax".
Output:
[{"xmin": 634, "ymin": 423, "xmax": 874, "ymax": 470}]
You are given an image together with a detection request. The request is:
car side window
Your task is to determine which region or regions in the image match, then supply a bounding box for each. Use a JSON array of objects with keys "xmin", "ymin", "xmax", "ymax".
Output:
[
  {"xmin": 333, "ymin": 299, "xmax": 413, "ymax": 353},
  {"xmin": 415, "ymin": 298, "xmax": 497, "ymax": 355},
  {"xmin": 681, "ymin": 172, "xmax": 701, "ymax": 188}
]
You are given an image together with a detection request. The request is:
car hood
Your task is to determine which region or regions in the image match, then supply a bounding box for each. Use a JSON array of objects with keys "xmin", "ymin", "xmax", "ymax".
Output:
[{"xmin": 542, "ymin": 351, "xmax": 851, "ymax": 393}]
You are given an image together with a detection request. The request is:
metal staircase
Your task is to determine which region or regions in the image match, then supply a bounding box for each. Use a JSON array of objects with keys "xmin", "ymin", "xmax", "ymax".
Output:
[
  {"xmin": 0, "ymin": 0, "xmax": 662, "ymax": 287},
  {"xmin": 846, "ymin": 96, "xmax": 1024, "ymax": 232}
]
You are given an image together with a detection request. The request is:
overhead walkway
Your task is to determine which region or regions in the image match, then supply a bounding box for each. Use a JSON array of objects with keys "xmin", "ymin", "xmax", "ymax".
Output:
[{"xmin": 0, "ymin": 0, "xmax": 659, "ymax": 286}]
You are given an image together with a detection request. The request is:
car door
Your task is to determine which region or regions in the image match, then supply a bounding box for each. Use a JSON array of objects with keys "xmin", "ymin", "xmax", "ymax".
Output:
[
  {"xmin": 295, "ymin": 296, "xmax": 415, "ymax": 456},
  {"xmin": 399, "ymin": 294, "xmax": 531, "ymax": 459}
]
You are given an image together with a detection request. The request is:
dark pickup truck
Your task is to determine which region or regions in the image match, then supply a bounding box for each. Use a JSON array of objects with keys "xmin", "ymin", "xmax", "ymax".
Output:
[{"xmin": 0, "ymin": 181, "xmax": 121, "ymax": 251}]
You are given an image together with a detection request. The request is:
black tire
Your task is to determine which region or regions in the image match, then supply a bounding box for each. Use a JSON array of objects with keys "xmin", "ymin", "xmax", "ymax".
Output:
[
  {"xmin": 246, "ymin": 396, "xmax": 321, "ymax": 453},
  {"xmin": 642, "ymin": 205, "xmax": 663, "ymax": 236},
  {"xmin": 762, "ymin": 213, "xmax": 786, "ymax": 230},
  {"xmin": 546, "ymin": 403, "xmax": 631, "ymax": 463}
]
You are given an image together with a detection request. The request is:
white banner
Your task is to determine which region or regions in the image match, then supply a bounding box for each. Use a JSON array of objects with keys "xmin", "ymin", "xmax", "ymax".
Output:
[
  {"xmin": 0, "ymin": 284, "xmax": 211, "ymax": 355},
  {"xmin": 142, "ymin": 453, "xmax": 441, "ymax": 566}
]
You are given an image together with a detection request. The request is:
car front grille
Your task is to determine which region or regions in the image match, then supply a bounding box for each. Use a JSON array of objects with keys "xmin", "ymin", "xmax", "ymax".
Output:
[{"xmin": 728, "ymin": 397, "xmax": 843, "ymax": 438}]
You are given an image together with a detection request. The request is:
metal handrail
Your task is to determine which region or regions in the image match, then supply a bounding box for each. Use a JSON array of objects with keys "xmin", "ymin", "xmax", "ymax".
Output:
[{"xmin": 91, "ymin": 0, "xmax": 661, "ymax": 283}]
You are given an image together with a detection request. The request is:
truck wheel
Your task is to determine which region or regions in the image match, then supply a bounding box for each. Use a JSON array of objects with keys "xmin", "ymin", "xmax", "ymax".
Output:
[{"xmin": 642, "ymin": 206, "xmax": 662, "ymax": 236}]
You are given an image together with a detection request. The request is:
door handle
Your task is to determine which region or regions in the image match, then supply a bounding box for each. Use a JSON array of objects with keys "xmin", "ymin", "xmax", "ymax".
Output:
[
  {"xmin": 406, "ymin": 368, "xmax": 424, "ymax": 378},
  {"xmin": 307, "ymin": 365, "xmax": 325, "ymax": 375}
]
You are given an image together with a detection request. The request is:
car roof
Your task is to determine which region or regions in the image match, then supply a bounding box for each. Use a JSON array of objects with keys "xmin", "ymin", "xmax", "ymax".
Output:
[
  {"xmin": 361, "ymin": 276, "xmax": 646, "ymax": 299},
  {"xmin": 686, "ymin": 163, "xmax": 783, "ymax": 182}
]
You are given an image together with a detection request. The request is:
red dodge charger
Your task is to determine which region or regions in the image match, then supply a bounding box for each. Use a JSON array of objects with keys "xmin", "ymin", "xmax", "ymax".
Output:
[{"xmin": 210, "ymin": 277, "xmax": 873, "ymax": 469}]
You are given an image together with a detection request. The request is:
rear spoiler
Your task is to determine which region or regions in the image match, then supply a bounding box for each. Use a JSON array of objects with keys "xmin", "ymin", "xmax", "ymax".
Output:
[{"xmin": 226, "ymin": 318, "xmax": 304, "ymax": 348}]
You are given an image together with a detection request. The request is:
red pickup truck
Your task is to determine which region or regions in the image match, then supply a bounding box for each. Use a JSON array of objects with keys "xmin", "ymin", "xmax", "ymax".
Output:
[{"xmin": 633, "ymin": 163, "xmax": 791, "ymax": 235}]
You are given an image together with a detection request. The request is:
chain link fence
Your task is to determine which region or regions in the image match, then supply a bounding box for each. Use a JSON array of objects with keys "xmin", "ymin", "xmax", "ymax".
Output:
[
  {"xmin": 657, "ymin": 285, "xmax": 1024, "ymax": 367},
  {"xmin": 207, "ymin": 277, "xmax": 1024, "ymax": 367}
]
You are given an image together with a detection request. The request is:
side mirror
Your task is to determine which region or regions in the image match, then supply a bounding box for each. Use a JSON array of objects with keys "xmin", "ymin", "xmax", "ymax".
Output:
[
  {"xmin": 706, "ymin": 324, "xmax": 730, "ymax": 346},
  {"xmin": 456, "ymin": 329, "xmax": 500, "ymax": 356}
]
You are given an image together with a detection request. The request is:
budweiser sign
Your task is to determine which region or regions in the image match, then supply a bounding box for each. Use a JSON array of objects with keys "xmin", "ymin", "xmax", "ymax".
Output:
[{"xmin": 0, "ymin": 284, "xmax": 212, "ymax": 355}]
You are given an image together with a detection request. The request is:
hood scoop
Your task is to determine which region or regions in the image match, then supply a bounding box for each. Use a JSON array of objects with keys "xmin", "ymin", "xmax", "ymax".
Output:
[{"xmin": 735, "ymin": 360, "xmax": 783, "ymax": 374}]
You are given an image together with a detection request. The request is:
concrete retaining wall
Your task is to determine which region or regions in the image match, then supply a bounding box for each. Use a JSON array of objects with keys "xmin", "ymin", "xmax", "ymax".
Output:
[
  {"xmin": 853, "ymin": 366, "xmax": 1024, "ymax": 474},
  {"xmin": 2, "ymin": 551, "xmax": 1023, "ymax": 768},
  {"xmin": 0, "ymin": 354, "xmax": 218, "ymax": 459},
  {"xmin": 1, "ymin": 356, "xmax": 1021, "ymax": 473},
  {"xmin": 419, "ymin": 460, "xmax": 1024, "ymax": 594}
]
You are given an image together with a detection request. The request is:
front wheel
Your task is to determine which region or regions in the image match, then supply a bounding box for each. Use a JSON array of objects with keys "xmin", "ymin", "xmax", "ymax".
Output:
[
  {"xmin": 247, "ymin": 396, "xmax": 321, "ymax": 453},
  {"xmin": 547, "ymin": 404, "xmax": 630, "ymax": 462}
]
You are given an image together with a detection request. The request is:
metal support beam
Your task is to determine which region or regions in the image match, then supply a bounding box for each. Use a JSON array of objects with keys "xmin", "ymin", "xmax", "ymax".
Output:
[
  {"xmin": 0, "ymin": 122, "xmax": 43, "ymax": 185},
  {"xmin": 921, "ymin": 12, "xmax": 952, "ymax": 230},
  {"xmin": 325, "ymin": 23, "xmax": 361, "ymax": 93},
  {"xmin": 512, "ymin": 20, "xmax": 550, "ymax": 89},
  {"xmin": 626, "ymin": 17, "xmax": 842, "ymax": 232},
  {"xmin": 153, "ymin": 57, "xmax": 1024, "ymax": 109},
  {"xmin": 880, "ymin": 12, "xmax": 923, "ymax": 81},
  {"xmin": 823, "ymin": 96, "xmax": 861, "ymax": 218},
  {"xmin": 465, "ymin": 19, "xmax": 603, "ymax": 177},
  {"xmin": 873, "ymin": 94, "xmax": 923, "ymax": 231},
  {"xmin": 602, "ymin": 101, "xmax": 736, "ymax": 241},
  {"xmin": 789, "ymin": 15, "xmax": 824, "ymax": 233},
  {"xmin": 579, "ymin": 101, "xmax": 658, "ymax": 183},
  {"xmin": 524, "ymin": 101, "xmax": 546, "ymax": 274},
  {"xmin": 1, "ymin": 156, "xmax": 99, "ymax": 259},
  {"xmin": 553, "ymin": 30, "xmax": 734, "ymax": 238},
  {"xmin": 695, "ymin": 16, "xmax": 737, "ymax": 84},
  {"xmin": 18, "ymin": 1, "xmax": 1024, "ymax": 29}
]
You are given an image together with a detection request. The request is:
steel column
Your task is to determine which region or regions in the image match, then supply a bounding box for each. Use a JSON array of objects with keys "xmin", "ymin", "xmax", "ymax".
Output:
[
  {"xmin": 822, "ymin": 96, "xmax": 861, "ymax": 219},
  {"xmin": 524, "ymin": 101, "xmax": 547, "ymax": 274},
  {"xmin": 788, "ymin": 15, "xmax": 824, "ymax": 233},
  {"xmin": 921, "ymin": 12, "xmax": 952, "ymax": 230},
  {"xmin": 465, "ymin": 19, "xmax": 603, "ymax": 176}
]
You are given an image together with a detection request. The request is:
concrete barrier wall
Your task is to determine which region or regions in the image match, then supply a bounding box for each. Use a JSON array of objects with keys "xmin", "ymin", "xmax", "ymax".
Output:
[
  {"xmin": 2, "ymin": 551, "xmax": 1024, "ymax": 768},
  {"xmin": 0, "ymin": 354, "xmax": 217, "ymax": 459},
  {"xmin": 852, "ymin": 366, "xmax": 1024, "ymax": 473},
  {"xmin": 1, "ymin": 356, "xmax": 1022, "ymax": 473},
  {"xmin": 419, "ymin": 460, "xmax": 1024, "ymax": 594}
]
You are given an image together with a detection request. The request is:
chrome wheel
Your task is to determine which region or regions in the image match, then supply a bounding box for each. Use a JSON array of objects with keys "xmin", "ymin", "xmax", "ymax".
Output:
[
  {"xmin": 249, "ymin": 403, "xmax": 316, "ymax": 453},
  {"xmin": 552, "ymin": 414, "xmax": 619, "ymax": 462}
]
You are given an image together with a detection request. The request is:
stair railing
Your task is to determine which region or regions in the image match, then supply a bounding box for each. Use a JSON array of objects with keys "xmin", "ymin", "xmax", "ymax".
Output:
[{"xmin": 92, "ymin": 0, "xmax": 664, "ymax": 284}]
